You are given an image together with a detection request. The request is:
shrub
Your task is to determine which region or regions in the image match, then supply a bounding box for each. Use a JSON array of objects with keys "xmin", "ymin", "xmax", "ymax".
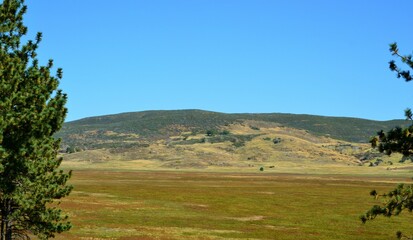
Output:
[
  {"xmin": 273, "ymin": 138, "xmax": 282, "ymax": 144},
  {"xmin": 250, "ymin": 126, "xmax": 260, "ymax": 131},
  {"xmin": 206, "ymin": 130, "xmax": 215, "ymax": 136},
  {"xmin": 220, "ymin": 130, "xmax": 230, "ymax": 135}
]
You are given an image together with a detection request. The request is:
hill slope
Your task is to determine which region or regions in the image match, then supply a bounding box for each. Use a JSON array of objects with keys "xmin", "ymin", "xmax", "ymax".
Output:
[
  {"xmin": 57, "ymin": 109, "xmax": 408, "ymax": 150},
  {"xmin": 55, "ymin": 110, "xmax": 411, "ymax": 172}
]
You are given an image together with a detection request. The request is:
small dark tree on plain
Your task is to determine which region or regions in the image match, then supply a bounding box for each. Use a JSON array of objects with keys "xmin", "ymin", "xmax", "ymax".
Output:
[
  {"xmin": 361, "ymin": 43, "xmax": 413, "ymax": 239},
  {"xmin": 273, "ymin": 138, "xmax": 282, "ymax": 144},
  {"xmin": 66, "ymin": 146, "xmax": 76, "ymax": 154},
  {"xmin": 0, "ymin": 0, "xmax": 72, "ymax": 239}
]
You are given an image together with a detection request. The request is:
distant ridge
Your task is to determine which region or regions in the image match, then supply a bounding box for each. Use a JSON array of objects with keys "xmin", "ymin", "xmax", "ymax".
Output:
[{"xmin": 57, "ymin": 110, "xmax": 408, "ymax": 149}]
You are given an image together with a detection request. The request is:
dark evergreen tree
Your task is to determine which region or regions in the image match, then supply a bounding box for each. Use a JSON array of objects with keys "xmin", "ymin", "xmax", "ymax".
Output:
[
  {"xmin": 361, "ymin": 43, "xmax": 413, "ymax": 239},
  {"xmin": 389, "ymin": 43, "xmax": 413, "ymax": 82},
  {"xmin": 0, "ymin": 0, "xmax": 72, "ymax": 239}
]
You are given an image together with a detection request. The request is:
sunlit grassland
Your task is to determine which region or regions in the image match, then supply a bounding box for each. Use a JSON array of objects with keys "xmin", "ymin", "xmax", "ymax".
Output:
[
  {"xmin": 54, "ymin": 170, "xmax": 413, "ymax": 239},
  {"xmin": 55, "ymin": 114, "xmax": 413, "ymax": 238},
  {"xmin": 60, "ymin": 122, "xmax": 410, "ymax": 177}
]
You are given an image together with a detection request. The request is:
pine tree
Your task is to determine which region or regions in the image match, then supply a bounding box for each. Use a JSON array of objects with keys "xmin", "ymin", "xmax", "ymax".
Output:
[
  {"xmin": 389, "ymin": 43, "xmax": 413, "ymax": 82},
  {"xmin": 0, "ymin": 0, "xmax": 72, "ymax": 239},
  {"xmin": 361, "ymin": 43, "xmax": 413, "ymax": 239}
]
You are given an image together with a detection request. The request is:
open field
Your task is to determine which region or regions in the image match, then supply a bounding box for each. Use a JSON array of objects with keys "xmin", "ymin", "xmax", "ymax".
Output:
[
  {"xmin": 55, "ymin": 115, "xmax": 413, "ymax": 239},
  {"xmin": 54, "ymin": 170, "xmax": 413, "ymax": 239}
]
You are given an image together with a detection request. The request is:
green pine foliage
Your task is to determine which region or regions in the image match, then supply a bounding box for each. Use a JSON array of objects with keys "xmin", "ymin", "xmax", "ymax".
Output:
[
  {"xmin": 362, "ymin": 43, "xmax": 413, "ymax": 239},
  {"xmin": 389, "ymin": 43, "xmax": 413, "ymax": 82},
  {"xmin": 0, "ymin": 0, "xmax": 72, "ymax": 239}
]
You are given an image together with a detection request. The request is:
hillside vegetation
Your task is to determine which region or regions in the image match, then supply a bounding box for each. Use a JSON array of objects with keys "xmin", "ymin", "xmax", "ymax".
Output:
[
  {"xmin": 56, "ymin": 110, "xmax": 409, "ymax": 172},
  {"xmin": 58, "ymin": 110, "xmax": 407, "ymax": 148}
]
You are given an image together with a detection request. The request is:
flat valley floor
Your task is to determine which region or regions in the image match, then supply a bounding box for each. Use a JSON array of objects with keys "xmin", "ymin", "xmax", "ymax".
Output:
[{"xmin": 54, "ymin": 170, "xmax": 413, "ymax": 240}]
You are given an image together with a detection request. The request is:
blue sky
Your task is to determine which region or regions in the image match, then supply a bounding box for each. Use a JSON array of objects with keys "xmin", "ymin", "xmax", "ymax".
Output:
[{"xmin": 22, "ymin": 0, "xmax": 413, "ymax": 122}]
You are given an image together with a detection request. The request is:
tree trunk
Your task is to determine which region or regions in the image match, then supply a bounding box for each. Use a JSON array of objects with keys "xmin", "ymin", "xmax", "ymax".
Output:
[
  {"xmin": 1, "ymin": 200, "xmax": 5, "ymax": 240},
  {"xmin": 0, "ymin": 200, "xmax": 12, "ymax": 240},
  {"xmin": 5, "ymin": 221, "xmax": 11, "ymax": 240},
  {"xmin": 1, "ymin": 218, "xmax": 4, "ymax": 240}
]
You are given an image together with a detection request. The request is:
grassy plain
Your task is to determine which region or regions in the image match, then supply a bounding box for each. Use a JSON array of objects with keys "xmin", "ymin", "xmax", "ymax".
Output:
[
  {"xmin": 55, "ymin": 169, "xmax": 413, "ymax": 240},
  {"xmin": 56, "ymin": 120, "xmax": 413, "ymax": 239}
]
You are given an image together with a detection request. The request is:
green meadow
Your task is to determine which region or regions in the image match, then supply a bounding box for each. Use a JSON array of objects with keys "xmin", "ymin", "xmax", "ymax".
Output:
[
  {"xmin": 54, "ymin": 170, "xmax": 413, "ymax": 239},
  {"xmin": 54, "ymin": 112, "xmax": 413, "ymax": 239}
]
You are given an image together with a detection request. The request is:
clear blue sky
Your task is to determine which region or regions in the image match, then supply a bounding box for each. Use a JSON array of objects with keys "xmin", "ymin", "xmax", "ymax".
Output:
[{"xmin": 23, "ymin": 0, "xmax": 412, "ymax": 122}]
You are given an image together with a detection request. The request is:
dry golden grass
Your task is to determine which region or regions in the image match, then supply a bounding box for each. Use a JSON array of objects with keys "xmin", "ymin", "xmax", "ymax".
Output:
[{"xmin": 61, "ymin": 123, "xmax": 410, "ymax": 177}]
